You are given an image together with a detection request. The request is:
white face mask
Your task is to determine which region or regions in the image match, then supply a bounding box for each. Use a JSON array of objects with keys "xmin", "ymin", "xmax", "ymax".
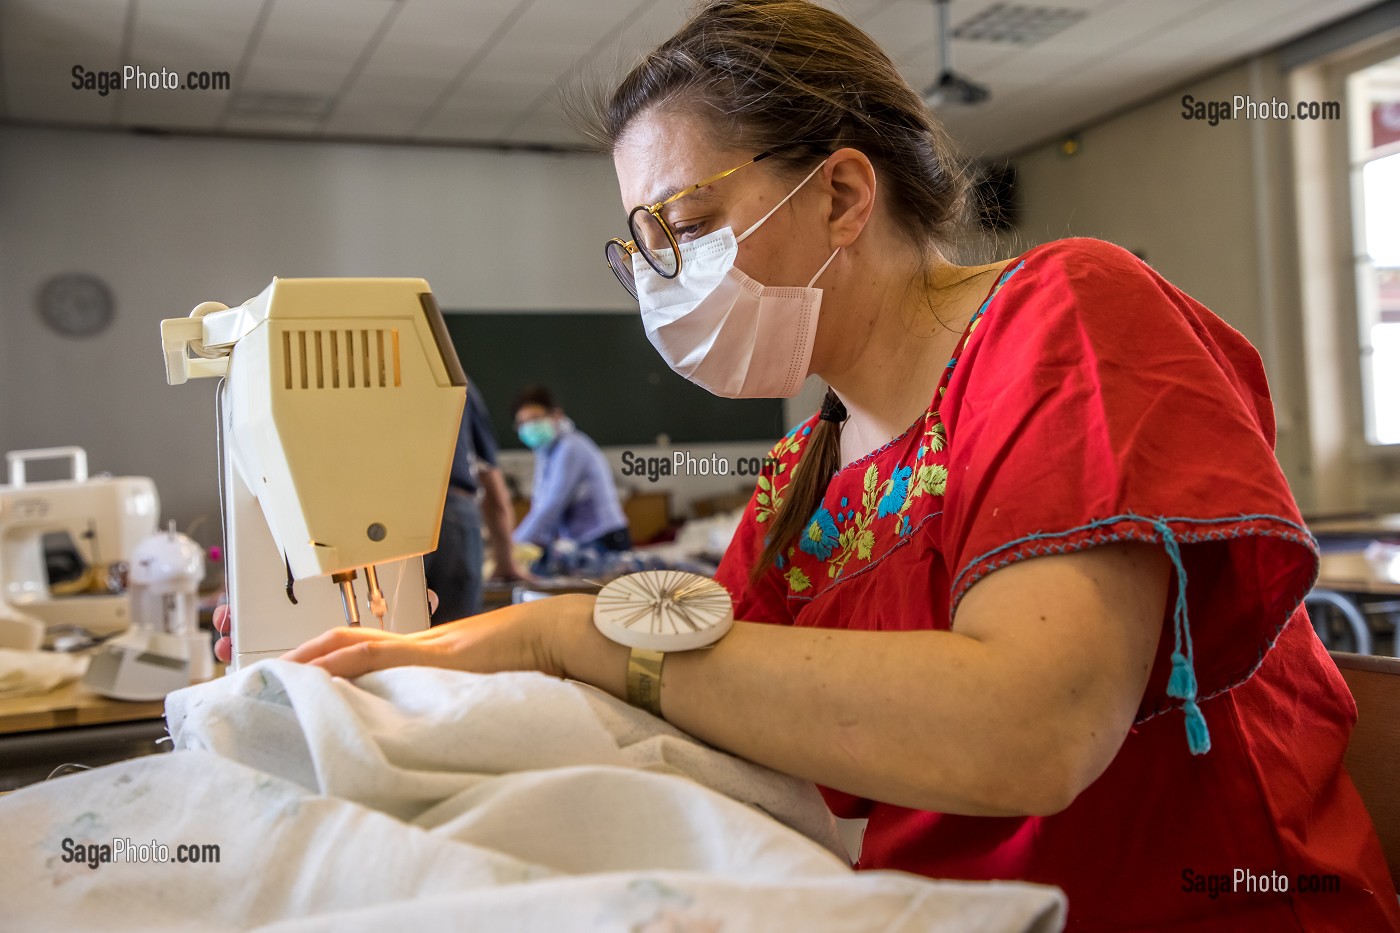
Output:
[{"xmin": 634, "ymin": 159, "xmax": 840, "ymax": 399}]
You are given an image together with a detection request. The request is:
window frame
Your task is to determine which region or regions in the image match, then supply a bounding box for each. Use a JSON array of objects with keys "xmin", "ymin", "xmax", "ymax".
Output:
[{"xmin": 1291, "ymin": 33, "xmax": 1400, "ymax": 471}]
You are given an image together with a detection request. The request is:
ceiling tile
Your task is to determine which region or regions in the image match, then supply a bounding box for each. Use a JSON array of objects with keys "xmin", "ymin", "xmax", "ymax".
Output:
[
  {"xmin": 2, "ymin": 0, "xmax": 128, "ymax": 123},
  {"xmin": 234, "ymin": 0, "xmax": 397, "ymax": 99}
]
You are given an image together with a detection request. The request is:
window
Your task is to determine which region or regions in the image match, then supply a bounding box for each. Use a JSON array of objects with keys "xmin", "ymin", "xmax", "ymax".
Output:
[{"xmin": 1348, "ymin": 57, "xmax": 1400, "ymax": 444}]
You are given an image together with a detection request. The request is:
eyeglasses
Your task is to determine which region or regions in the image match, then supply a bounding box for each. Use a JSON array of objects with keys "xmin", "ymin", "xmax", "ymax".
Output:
[{"xmin": 605, "ymin": 150, "xmax": 775, "ymax": 299}]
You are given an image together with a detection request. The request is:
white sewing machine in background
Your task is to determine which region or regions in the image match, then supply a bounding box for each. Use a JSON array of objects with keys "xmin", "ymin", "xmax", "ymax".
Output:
[
  {"xmin": 0, "ymin": 447, "xmax": 159, "ymax": 651},
  {"xmin": 160, "ymin": 278, "xmax": 465, "ymax": 670}
]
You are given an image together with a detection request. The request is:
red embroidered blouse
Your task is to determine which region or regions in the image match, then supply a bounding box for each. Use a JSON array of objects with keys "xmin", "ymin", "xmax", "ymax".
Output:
[{"xmin": 714, "ymin": 238, "xmax": 1399, "ymax": 931}]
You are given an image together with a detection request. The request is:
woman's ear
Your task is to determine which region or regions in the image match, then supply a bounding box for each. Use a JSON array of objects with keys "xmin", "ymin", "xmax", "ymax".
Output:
[{"xmin": 823, "ymin": 147, "xmax": 877, "ymax": 250}]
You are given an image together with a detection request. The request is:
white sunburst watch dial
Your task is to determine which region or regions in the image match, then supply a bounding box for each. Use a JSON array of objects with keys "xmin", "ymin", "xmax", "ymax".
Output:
[{"xmin": 592, "ymin": 571, "xmax": 734, "ymax": 652}]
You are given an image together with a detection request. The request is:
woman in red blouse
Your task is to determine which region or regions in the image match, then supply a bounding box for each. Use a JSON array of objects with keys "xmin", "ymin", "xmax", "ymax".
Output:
[{"xmin": 285, "ymin": 1, "xmax": 1399, "ymax": 928}]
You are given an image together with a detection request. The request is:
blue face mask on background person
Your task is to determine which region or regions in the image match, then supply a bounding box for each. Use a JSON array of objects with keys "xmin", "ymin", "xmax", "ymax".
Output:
[{"xmin": 518, "ymin": 418, "xmax": 557, "ymax": 450}]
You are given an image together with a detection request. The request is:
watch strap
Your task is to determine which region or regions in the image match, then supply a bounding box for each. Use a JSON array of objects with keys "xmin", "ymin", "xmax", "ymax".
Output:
[{"xmin": 626, "ymin": 646, "xmax": 666, "ymax": 717}]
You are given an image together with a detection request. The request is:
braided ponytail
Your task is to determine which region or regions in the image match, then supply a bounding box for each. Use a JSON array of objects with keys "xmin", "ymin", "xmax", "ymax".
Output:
[{"xmin": 753, "ymin": 387, "xmax": 846, "ymax": 582}]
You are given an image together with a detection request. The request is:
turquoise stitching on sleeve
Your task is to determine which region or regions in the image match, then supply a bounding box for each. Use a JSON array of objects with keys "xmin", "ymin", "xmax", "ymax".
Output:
[
  {"xmin": 950, "ymin": 511, "xmax": 1315, "ymax": 599},
  {"xmin": 949, "ymin": 511, "xmax": 1319, "ymax": 756}
]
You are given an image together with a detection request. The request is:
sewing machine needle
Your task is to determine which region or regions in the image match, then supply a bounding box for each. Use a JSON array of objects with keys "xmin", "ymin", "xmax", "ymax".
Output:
[
  {"xmin": 363, "ymin": 565, "xmax": 386, "ymax": 628},
  {"xmin": 332, "ymin": 571, "xmax": 361, "ymax": 627}
]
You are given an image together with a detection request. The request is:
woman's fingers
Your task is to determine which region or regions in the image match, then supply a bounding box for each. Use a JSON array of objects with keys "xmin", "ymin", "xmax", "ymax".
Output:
[
  {"xmin": 212, "ymin": 605, "xmax": 232, "ymax": 663},
  {"xmin": 265, "ymin": 597, "xmax": 561, "ymax": 679},
  {"xmin": 279, "ymin": 626, "xmax": 444, "ymax": 678},
  {"xmin": 310, "ymin": 636, "xmax": 433, "ymax": 679},
  {"xmin": 280, "ymin": 626, "xmax": 400, "ymax": 664},
  {"xmin": 214, "ymin": 602, "xmax": 455, "ymax": 676}
]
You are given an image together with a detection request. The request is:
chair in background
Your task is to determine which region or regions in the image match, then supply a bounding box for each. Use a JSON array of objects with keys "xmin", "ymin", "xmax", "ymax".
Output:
[
  {"xmin": 1331, "ymin": 651, "xmax": 1400, "ymax": 887},
  {"xmin": 1308, "ymin": 590, "xmax": 1374, "ymax": 655}
]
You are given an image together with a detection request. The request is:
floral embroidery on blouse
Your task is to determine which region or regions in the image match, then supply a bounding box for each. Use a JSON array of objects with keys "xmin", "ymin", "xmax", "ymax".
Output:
[
  {"xmin": 758, "ymin": 402, "xmax": 954, "ymax": 586},
  {"xmin": 753, "ymin": 429, "xmax": 804, "ymax": 528},
  {"xmin": 812, "ymin": 417, "xmax": 952, "ymax": 580}
]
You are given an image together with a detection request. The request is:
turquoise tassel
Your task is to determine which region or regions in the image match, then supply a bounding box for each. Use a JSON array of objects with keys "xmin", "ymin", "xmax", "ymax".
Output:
[
  {"xmin": 1152, "ymin": 517, "xmax": 1213, "ymax": 756},
  {"xmin": 1167, "ymin": 651, "xmax": 1197, "ymax": 700},
  {"xmin": 1183, "ymin": 699, "xmax": 1212, "ymax": 755}
]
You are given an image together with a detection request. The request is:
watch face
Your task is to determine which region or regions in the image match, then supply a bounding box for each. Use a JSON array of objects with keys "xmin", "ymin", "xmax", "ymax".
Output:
[
  {"xmin": 38, "ymin": 273, "xmax": 115, "ymax": 337},
  {"xmin": 594, "ymin": 570, "xmax": 734, "ymax": 652}
]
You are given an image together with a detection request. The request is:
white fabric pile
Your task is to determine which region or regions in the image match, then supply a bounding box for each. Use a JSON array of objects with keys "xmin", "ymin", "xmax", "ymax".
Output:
[
  {"xmin": 0, "ymin": 647, "xmax": 88, "ymax": 698},
  {"xmin": 0, "ymin": 660, "xmax": 1066, "ymax": 931}
]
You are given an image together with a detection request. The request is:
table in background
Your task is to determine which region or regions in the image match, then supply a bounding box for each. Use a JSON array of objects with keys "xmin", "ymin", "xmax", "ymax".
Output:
[
  {"xmin": 1306, "ymin": 517, "xmax": 1400, "ymax": 657},
  {"xmin": 1318, "ymin": 551, "xmax": 1400, "ymax": 596},
  {"xmin": 482, "ymin": 578, "xmax": 604, "ymax": 613},
  {"xmin": 1307, "ymin": 513, "xmax": 1400, "ymax": 539},
  {"xmin": 0, "ymin": 666, "xmax": 225, "ymax": 792}
]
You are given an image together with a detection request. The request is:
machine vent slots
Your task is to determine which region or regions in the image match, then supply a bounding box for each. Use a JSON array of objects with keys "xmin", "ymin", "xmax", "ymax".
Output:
[{"xmin": 283, "ymin": 328, "xmax": 401, "ymax": 389}]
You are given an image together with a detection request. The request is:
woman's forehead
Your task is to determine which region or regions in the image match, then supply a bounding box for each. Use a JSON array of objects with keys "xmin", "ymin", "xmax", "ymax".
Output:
[{"xmin": 613, "ymin": 110, "xmax": 742, "ymax": 206}]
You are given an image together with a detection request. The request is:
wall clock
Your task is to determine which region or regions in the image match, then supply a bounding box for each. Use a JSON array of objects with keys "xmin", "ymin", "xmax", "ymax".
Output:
[{"xmin": 38, "ymin": 273, "xmax": 115, "ymax": 337}]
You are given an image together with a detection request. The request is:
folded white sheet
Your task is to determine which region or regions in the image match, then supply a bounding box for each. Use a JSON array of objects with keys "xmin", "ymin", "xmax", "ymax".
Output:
[{"xmin": 0, "ymin": 661, "xmax": 1067, "ymax": 932}]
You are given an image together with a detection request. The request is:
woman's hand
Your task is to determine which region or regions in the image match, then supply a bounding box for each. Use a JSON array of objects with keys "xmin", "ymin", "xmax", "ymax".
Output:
[
  {"xmin": 211, "ymin": 604, "xmax": 233, "ymax": 664},
  {"xmin": 279, "ymin": 593, "xmax": 604, "ymax": 682},
  {"xmin": 213, "ymin": 591, "xmax": 631, "ymax": 701},
  {"xmin": 212, "ymin": 591, "xmax": 441, "ymax": 665}
]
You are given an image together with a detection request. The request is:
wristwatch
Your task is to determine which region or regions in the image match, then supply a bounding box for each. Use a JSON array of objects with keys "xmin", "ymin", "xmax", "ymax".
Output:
[{"xmin": 592, "ymin": 570, "xmax": 734, "ymax": 717}]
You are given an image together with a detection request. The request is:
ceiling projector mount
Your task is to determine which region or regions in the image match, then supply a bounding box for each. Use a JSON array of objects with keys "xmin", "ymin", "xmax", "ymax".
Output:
[{"xmin": 922, "ymin": 0, "xmax": 991, "ymax": 108}]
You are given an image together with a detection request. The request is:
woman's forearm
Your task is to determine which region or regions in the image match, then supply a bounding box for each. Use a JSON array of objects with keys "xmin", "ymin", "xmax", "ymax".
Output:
[
  {"xmin": 656, "ymin": 623, "xmax": 1072, "ymax": 816},
  {"xmin": 558, "ymin": 602, "xmax": 1089, "ymax": 817},
  {"xmin": 557, "ymin": 544, "xmax": 1167, "ymax": 818}
]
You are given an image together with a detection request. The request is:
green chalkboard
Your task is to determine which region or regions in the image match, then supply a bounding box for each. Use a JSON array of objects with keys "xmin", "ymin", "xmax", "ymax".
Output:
[{"xmin": 443, "ymin": 312, "xmax": 787, "ymax": 450}]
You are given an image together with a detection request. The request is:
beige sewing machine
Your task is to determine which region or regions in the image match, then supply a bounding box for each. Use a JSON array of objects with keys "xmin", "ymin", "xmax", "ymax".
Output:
[
  {"xmin": 160, "ymin": 277, "xmax": 465, "ymax": 670},
  {"xmin": 0, "ymin": 447, "xmax": 160, "ymax": 651}
]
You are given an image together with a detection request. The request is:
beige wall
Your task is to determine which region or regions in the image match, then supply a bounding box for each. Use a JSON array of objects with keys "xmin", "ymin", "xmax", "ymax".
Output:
[{"xmin": 994, "ymin": 52, "xmax": 1375, "ymax": 514}]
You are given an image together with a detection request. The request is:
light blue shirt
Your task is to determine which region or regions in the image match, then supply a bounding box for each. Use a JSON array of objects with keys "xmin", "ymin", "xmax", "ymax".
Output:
[{"xmin": 513, "ymin": 420, "xmax": 628, "ymax": 548}]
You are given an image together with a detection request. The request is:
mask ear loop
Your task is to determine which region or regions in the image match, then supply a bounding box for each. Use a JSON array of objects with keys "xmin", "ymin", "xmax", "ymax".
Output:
[
  {"xmin": 807, "ymin": 247, "xmax": 841, "ymax": 288},
  {"xmin": 736, "ymin": 158, "xmax": 831, "ymax": 243}
]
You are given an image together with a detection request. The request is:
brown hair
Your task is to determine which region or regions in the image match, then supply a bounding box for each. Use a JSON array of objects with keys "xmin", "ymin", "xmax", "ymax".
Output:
[
  {"xmin": 570, "ymin": 0, "xmax": 973, "ymax": 581},
  {"xmin": 511, "ymin": 384, "xmax": 557, "ymax": 419}
]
